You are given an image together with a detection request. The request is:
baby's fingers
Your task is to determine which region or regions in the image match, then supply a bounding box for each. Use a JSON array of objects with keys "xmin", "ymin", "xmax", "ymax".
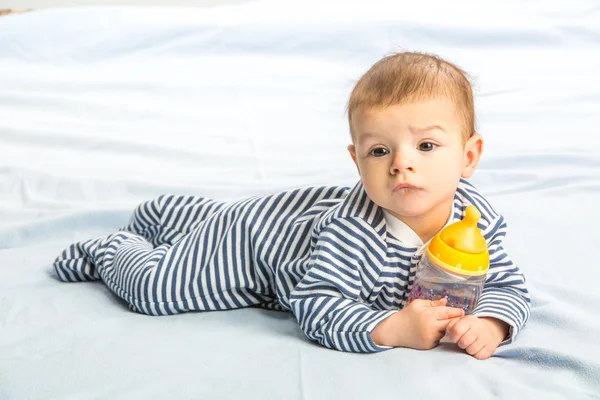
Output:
[
  {"xmin": 473, "ymin": 345, "xmax": 494, "ymax": 360},
  {"xmin": 466, "ymin": 338, "xmax": 486, "ymax": 356},
  {"xmin": 428, "ymin": 298, "xmax": 448, "ymax": 307},
  {"xmin": 433, "ymin": 305, "xmax": 464, "ymax": 321},
  {"xmin": 436, "ymin": 317, "xmax": 461, "ymax": 333},
  {"xmin": 446, "ymin": 317, "xmax": 471, "ymax": 343},
  {"xmin": 457, "ymin": 329, "xmax": 478, "ymax": 350},
  {"xmin": 446, "ymin": 317, "xmax": 459, "ymax": 333}
]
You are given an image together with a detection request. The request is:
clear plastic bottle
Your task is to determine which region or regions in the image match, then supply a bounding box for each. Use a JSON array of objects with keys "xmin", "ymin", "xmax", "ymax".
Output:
[{"xmin": 407, "ymin": 205, "xmax": 489, "ymax": 314}]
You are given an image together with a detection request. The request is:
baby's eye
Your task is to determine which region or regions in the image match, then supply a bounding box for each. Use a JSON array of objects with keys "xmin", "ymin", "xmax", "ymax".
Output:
[
  {"xmin": 369, "ymin": 148, "xmax": 390, "ymax": 157},
  {"xmin": 418, "ymin": 142, "xmax": 437, "ymax": 152}
]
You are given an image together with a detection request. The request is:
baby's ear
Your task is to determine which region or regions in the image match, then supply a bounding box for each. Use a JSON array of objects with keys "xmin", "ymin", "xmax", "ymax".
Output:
[
  {"xmin": 462, "ymin": 134, "xmax": 484, "ymax": 178},
  {"xmin": 347, "ymin": 144, "xmax": 357, "ymax": 160},
  {"xmin": 347, "ymin": 144, "xmax": 360, "ymax": 173}
]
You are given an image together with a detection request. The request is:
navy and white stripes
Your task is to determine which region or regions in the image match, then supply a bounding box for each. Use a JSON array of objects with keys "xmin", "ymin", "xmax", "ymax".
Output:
[{"xmin": 53, "ymin": 179, "xmax": 530, "ymax": 353}]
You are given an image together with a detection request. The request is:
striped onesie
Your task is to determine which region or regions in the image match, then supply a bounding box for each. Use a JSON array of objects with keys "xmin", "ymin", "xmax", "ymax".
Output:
[{"xmin": 53, "ymin": 179, "xmax": 530, "ymax": 353}]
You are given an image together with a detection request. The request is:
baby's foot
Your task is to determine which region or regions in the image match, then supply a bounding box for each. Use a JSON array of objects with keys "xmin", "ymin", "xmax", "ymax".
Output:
[{"xmin": 53, "ymin": 238, "xmax": 104, "ymax": 282}]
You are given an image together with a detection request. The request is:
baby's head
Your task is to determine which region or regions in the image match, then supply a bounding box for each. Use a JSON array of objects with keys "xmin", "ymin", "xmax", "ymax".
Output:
[
  {"xmin": 348, "ymin": 51, "xmax": 475, "ymax": 142},
  {"xmin": 346, "ymin": 52, "xmax": 484, "ymax": 241}
]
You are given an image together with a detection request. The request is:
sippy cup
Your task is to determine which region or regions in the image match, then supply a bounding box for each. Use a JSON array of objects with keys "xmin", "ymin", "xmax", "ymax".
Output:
[{"xmin": 407, "ymin": 205, "xmax": 489, "ymax": 314}]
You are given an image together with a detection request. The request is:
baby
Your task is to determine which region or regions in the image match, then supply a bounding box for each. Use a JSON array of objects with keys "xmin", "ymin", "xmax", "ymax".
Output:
[{"xmin": 54, "ymin": 51, "xmax": 530, "ymax": 359}]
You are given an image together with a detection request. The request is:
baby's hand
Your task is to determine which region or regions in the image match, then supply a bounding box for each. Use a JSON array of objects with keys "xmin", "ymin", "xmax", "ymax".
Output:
[
  {"xmin": 395, "ymin": 298, "xmax": 464, "ymax": 350},
  {"xmin": 402, "ymin": 298, "xmax": 464, "ymax": 350},
  {"xmin": 371, "ymin": 298, "xmax": 463, "ymax": 349},
  {"xmin": 446, "ymin": 315, "xmax": 509, "ymax": 360}
]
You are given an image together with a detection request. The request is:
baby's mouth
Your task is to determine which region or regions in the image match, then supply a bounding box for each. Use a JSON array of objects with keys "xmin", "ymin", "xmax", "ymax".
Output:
[{"xmin": 392, "ymin": 183, "xmax": 419, "ymax": 192}]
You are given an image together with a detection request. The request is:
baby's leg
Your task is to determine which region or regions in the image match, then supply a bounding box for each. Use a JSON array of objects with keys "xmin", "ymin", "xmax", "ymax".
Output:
[
  {"xmin": 53, "ymin": 237, "xmax": 104, "ymax": 282},
  {"xmin": 53, "ymin": 194, "xmax": 225, "ymax": 282},
  {"xmin": 57, "ymin": 228, "xmax": 268, "ymax": 315},
  {"xmin": 121, "ymin": 194, "xmax": 225, "ymax": 246},
  {"xmin": 91, "ymin": 231, "xmax": 184, "ymax": 315},
  {"xmin": 55, "ymin": 231, "xmax": 182, "ymax": 314},
  {"xmin": 54, "ymin": 193, "xmax": 274, "ymax": 314}
]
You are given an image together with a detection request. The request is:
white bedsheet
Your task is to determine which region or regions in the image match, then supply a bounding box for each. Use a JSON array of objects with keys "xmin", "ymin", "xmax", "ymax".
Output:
[{"xmin": 1, "ymin": 1, "xmax": 599, "ymax": 398}]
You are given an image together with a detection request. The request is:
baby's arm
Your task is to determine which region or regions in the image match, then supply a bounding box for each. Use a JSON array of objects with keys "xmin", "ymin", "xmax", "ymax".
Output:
[
  {"xmin": 446, "ymin": 215, "xmax": 531, "ymax": 358},
  {"xmin": 288, "ymin": 219, "xmax": 395, "ymax": 352},
  {"xmin": 288, "ymin": 218, "xmax": 462, "ymax": 353}
]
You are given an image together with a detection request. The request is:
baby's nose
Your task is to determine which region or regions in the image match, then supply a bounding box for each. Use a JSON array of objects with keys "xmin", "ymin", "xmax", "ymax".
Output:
[{"xmin": 390, "ymin": 152, "xmax": 414, "ymax": 173}]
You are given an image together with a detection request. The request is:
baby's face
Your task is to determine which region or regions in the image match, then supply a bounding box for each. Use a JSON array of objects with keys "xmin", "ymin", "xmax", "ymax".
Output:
[{"xmin": 348, "ymin": 98, "xmax": 482, "ymax": 229}]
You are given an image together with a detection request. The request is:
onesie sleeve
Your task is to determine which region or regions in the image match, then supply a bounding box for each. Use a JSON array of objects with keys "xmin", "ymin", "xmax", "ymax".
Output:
[
  {"xmin": 288, "ymin": 218, "xmax": 396, "ymax": 353},
  {"xmin": 472, "ymin": 215, "xmax": 531, "ymax": 344}
]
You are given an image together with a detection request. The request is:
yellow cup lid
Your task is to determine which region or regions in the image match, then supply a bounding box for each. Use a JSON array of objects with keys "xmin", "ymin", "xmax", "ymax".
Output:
[{"xmin": 426, "ymin": 205, "xmax": 489, "ymax": 276}]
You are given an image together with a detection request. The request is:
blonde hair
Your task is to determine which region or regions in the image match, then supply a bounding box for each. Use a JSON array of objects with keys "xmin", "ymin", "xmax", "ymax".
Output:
[{"xmin": 347, "ymin": 52, "xmax": 475, "ymax": 141}]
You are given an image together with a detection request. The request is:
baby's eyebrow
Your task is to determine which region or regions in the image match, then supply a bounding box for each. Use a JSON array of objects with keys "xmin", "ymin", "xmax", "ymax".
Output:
[
  {"xmin": 357, "ymin": 132, "xmax": 380, "ymax": 143},
  {"xmin": 410, "ymin": 125, "xmax": 447, "ymax": 134}
]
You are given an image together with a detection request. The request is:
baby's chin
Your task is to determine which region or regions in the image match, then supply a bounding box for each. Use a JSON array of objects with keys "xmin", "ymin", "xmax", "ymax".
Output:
[{"xmin": 383, "ymin": 204, "xmax": 432, "ymax": 221}]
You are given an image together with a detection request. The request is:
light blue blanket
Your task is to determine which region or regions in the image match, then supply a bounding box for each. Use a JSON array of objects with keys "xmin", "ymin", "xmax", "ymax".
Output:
[{"xmin": 1, "ymin": 2, "xmax": 599, "ymax": 398}]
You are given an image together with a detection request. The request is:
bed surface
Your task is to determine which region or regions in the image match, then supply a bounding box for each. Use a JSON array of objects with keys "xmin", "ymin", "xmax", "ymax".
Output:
[{"xmin": 1, "ymin": 2, "xmax": 599, "ymax": 398}]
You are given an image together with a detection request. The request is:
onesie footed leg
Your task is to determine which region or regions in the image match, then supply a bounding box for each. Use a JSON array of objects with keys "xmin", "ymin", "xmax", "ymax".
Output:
[{"xmin": 53, "ymin": 237, "xmax": 106, "ymax": 282}]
